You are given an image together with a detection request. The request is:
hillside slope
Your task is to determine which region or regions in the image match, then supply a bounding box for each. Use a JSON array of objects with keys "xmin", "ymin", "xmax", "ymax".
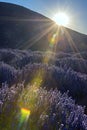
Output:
[{"xmin": 0, "ymin": 2, "xmax": 87, "ymax": 52}]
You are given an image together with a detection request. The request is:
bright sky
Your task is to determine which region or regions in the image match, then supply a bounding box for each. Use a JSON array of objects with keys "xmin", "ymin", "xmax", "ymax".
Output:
[{"xmin": 0, "ymin": 0, "xmax": 87, "ymax": 34}]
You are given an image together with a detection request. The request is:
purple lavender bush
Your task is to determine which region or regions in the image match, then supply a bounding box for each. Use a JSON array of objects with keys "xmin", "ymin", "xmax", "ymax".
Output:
[
  {"xmin": 0, "ymin": 83, "xmax": 87, "ymax": 130},
  {"xmin": 0, "ymin": 49, "xmax": 87, "ymax": 106},
  {"xmin": 20, "ymin": 63, "xmax": 87, "ymax": 105},
  {"xmin": 0, "ymin": 62, "xmax": 17, "ymax": 86},
  {"xmin": 0, "ymin": 49, "xmax": 87, "ymax": 130}
]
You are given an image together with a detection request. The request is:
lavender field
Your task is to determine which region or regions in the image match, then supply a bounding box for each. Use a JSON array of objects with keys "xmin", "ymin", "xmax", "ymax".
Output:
[{"xmin": 0, "ymin": 49, "xmax": 87, "ymax": 130}]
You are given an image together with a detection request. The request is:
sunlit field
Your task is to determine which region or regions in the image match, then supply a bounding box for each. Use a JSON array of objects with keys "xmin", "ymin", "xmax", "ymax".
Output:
[
  {"xmin": 0, "ymin": 49, "xmax": 87, "ymax": 130},
  {"xmin": 0, "ymin": 1, "xmax": 87, "ymax": 130}
]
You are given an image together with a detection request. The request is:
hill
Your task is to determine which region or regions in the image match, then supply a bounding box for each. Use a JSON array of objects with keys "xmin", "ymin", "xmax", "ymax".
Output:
[{"xmin": 0, "ymin": 2, "xmax": 87, "ymax": 52}]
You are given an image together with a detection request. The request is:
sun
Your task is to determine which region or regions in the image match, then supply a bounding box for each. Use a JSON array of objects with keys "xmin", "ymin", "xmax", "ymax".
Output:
[{"xmin": 53, "ymin": 12, "xmax": 69, "ymax": 26}]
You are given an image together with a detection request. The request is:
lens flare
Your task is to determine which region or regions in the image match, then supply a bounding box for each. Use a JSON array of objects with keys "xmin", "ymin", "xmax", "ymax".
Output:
[
  {"xmin": 18, "ymin": 108, "xmax": 30, "ymax": 130},
  {"xmin": 48, "ymin": 33, "xmax": 58, "ymax": 48},
  {"xmin": 21, "ymin": 108, "xmax": 30, "ymax": 117},
  {"xmin": 17, "ymin": 27, "xmax": 60, "ymax": 130}
]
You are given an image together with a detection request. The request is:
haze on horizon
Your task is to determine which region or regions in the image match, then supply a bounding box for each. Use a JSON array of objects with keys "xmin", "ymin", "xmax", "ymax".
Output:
[{"xmin": 0, "ymin": 0, "xmax": 87, "ymax": 34}]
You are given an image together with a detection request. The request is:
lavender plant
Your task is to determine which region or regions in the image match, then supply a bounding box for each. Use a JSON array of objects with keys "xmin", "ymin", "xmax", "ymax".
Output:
[
  {"xmin": 0, "ymin": 83, "xmax": 87, "ymax": 130},
  {"xmin": 0, "ymin": 62, "xmax": 17, "ymax": 86},
  {"xmin": 0, "ymin": 49, "xmax": 87, "ymax": 130}
]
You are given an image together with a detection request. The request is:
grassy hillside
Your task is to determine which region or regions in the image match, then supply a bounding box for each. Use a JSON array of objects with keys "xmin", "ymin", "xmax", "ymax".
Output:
[{"xmin": 0, "ymin": 2, "xmax": 87, "ymax": 52}]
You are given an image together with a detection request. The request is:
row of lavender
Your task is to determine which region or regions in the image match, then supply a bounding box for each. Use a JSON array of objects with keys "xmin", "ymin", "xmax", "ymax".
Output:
[
  {"xmin": 0, "ymin": 49, "xmax": 87, "ymax": 129},
  {"xmin": 0, "ymin": 83, "xmax": 87, "ymax": 130},
  {"xmin": 0, "ymin": 49, "xmax": 87, "ymax": 73},
  {"xmin": 0, "ymin": 61, "xmax": 87, "ymax": 105}
]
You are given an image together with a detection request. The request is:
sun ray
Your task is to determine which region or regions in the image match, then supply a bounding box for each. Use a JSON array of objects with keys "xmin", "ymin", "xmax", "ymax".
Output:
[
  {"xmin": 17, "ymin": 24, "xmax": 61, "ymax": 130},
  {"xmin": 63, "ymin": 27, "xmax": 80, "ymax": 52},
  {"xmin": 63, "ymin": 27, "xmax": 87, "ymax": 68},
  {"xmin": 0, "ymin": 16, "xmax": 50, "ymax": 22},
  {"xmin": 18, "ymin": 23, "xmax": 56, "ymax": 49}
]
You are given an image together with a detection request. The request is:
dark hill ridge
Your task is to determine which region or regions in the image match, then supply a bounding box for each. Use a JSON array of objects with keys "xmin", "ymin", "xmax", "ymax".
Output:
[
  {"xmin": 0, "ymin": 2, "xmax": 87, "ymax": 52},
  {"xmin": 0, "ymin": 2, "xmax": 48, "ymax": 18}
]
